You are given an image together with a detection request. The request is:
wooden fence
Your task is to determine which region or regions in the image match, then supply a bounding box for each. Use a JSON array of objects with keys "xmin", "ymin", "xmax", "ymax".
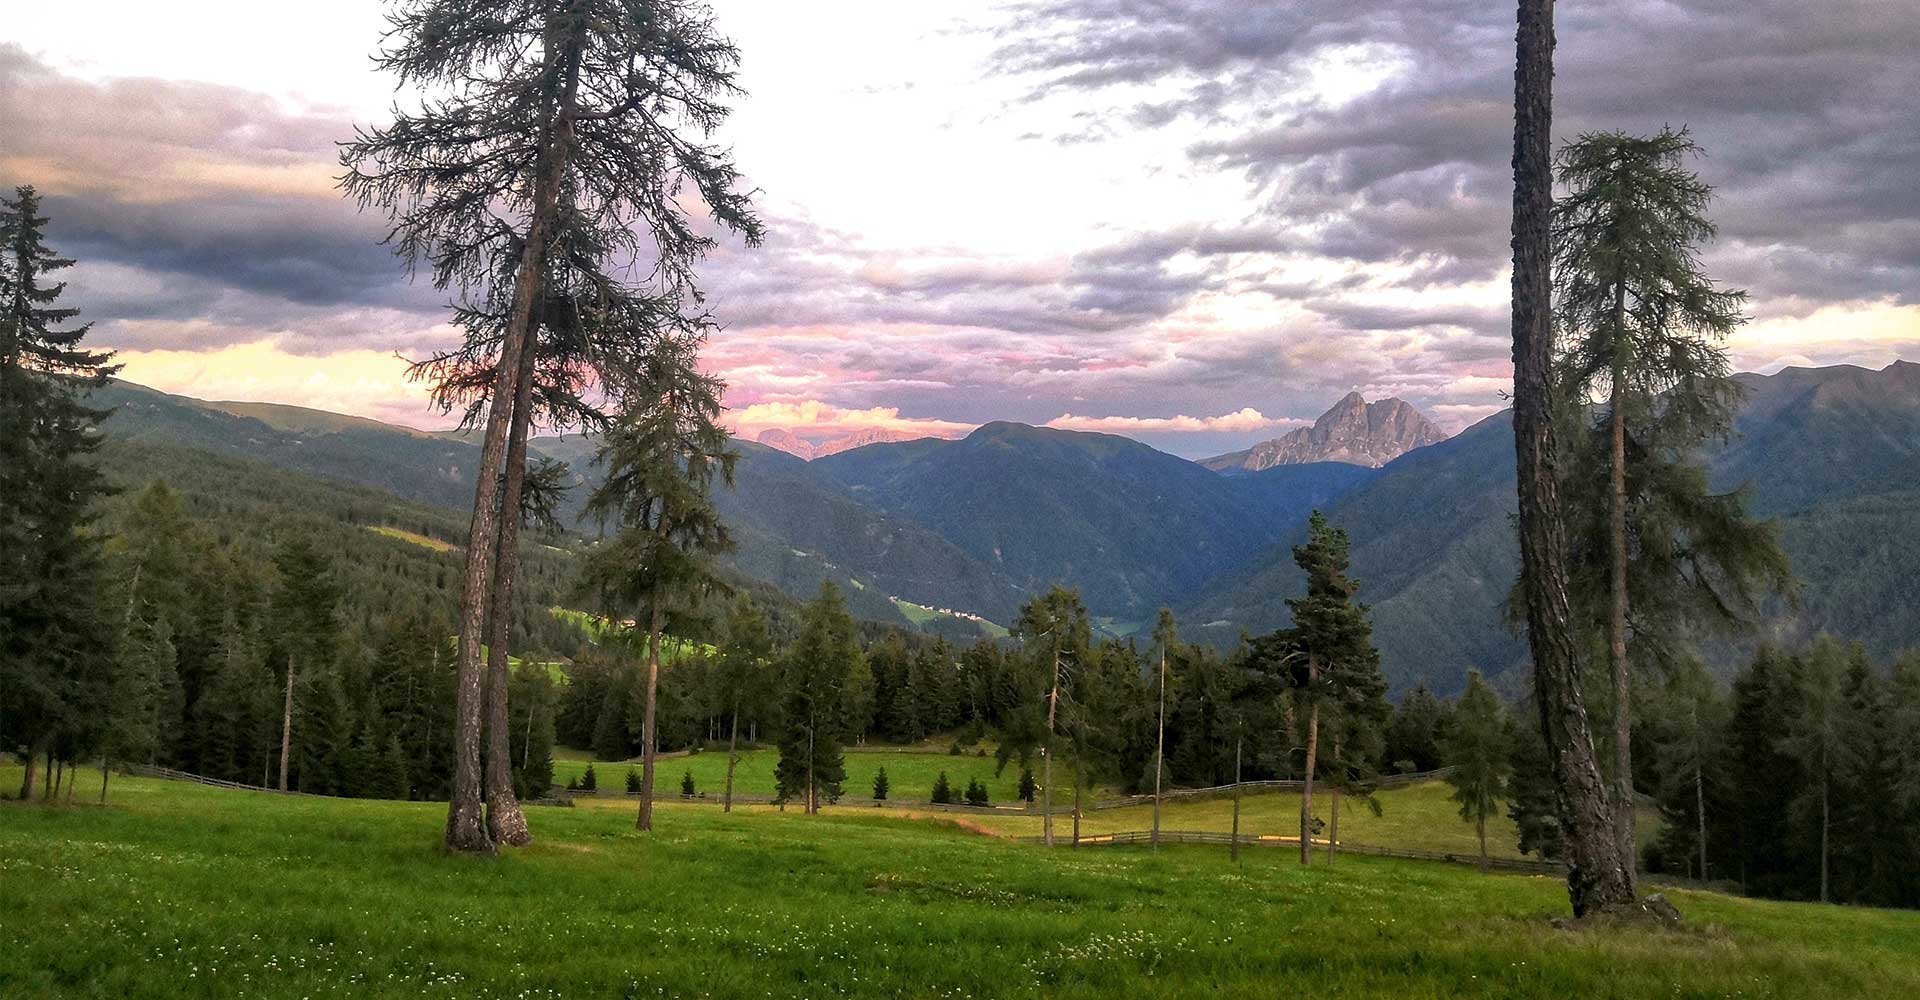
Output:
[{"xmin": 1016, "ymin": 828, "xmax": 1566, "ymax": 875}]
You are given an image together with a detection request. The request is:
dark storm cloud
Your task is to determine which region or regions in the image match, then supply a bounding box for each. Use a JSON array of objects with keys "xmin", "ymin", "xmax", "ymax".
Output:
[{"xmin": 992, "ymin": 0, "xmax": 1920, "ymax": 308}]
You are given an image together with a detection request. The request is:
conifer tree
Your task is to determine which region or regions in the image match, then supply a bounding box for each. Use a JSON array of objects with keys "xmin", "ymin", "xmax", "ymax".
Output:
[
  {"xmin": 1780, "ymin": 639, "xmax": 1849, "ymax": 903},
  {"xmin": 773, "ymin": 584, "xmax": 858, "ymax": 813},
  {"xmin": 1017, "ymin": 766, "xmax": 1037, "ymax": 804},
  {"xmin": 965, "ymin": 777, "xmax": 990, "ymax": 807},
  {"xmin": 931, "ymin": 771, "xmax": 954, "ymax": 805},
  {"xmin": 1443, "ymin": 671, "xmax": 1510, "ymax": 870},
  {"xmin": 268, "ymin": 538, "xmax": 340, "ymax": 792},
  {"xmin": 0, "ymin": 185, "xmax": 120, "ymax": 802},
  {"xmin": 872, "ymin": 767, "xmax": 889, "ymax": 802},
  {"xmin": 680, "ymin": 770, "xmax": 696, "ymax": 797},
  {"xmin": 580, "ymin": 763, "xmax": 598, "ymax": 793},
  {"xmin": 1552, "ymin": 128, "xmax": 1788, "ymax": 874},
  {"xmin": 717, "ymin": 595, "xmax": 772, "ymax": 812},
  {"xmin": 341, "ymin": 0, "xmax": 762, "ymax": 854},
  {"xmin": 626, "ymin": 767, "xmax": 641, "ymax": 795}
]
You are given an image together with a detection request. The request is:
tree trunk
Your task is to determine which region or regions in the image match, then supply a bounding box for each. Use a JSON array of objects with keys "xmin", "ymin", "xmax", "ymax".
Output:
[
  {"xmin": 100, "ymin": 757, "xmax": 111, "ymax": 804},
  {"xmin": 1608, "ymin": 333, "xmax": 1637, "ymax": 886},
  {"xmin": 48, "ymin": 754, "xmax": 61, "ymax": 802},
  {"xmin": 1042, "ymin": 644, "xmax": 1060, "ymax": 847},
  {"xmin": 1328, "ymin": 785, "xmax": 1340, "ymax": 864},
  {"xmin": 1300, "ymin": 694, "xmax": 1319, "ymax": 867},
  {"xmin": 279, "ymin": 653, "xmax": 295, "ymax": 792},
  {"xmin": 1479, "ymin": 816, "xmax": 1489, "ymax": 872},
  {"xmin": 444, "ymin": 11, "xmax": 587, "ymax": 855},
  {"xmin": 1230, "ymin": 737, "xmax": 1243, "ymax": 863},
  {"xmin": 638, "ymin": 605, "xmax": 663, "ymax": 831},
  {"xmin": 1510, "ymin": 0, "xmax": 1635, "ymax": 917},
  {"xmin": 483, "ymin": 336, "xmax": 538, "ymax": 848},
  {"xmin": 1819, "ymin": 775, "xmax": 1829, "ymax": 903},
  {"xmin": 724, "ymin": 706, "xmax": 739, "ymax": 813},
  {"xmin": 1695, "ymin": 744, "xmax": 1708, "ymax": 882},
  {"xmin": 1153, "ymin": 648, "xmax": 1165, "ymax": 850},
  {"xmin": 1072, "ymin": 777, "xmax": 1082, "ymax": 848},
  {"xmin": 19, "ymin": 739, "xmax": 40, "ymax": 800}
]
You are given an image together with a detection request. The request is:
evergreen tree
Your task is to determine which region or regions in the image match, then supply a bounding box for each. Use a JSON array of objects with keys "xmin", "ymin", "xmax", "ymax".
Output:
[
  {"xmin": 964, "ymin": 778, "xmax": 990, "ymax": 807},
  {"xmin": 680, "ymin": 770, "xmax": 696, "ymax": 797},
  {"xmin": 1443, "ymin": 671, "xmax": 1510, "ymax": 870},
  {"xmin": 626, "ymin": 767, "xmax": 641, "ymax": 795},
  {"xmin": 1003, "ymin": 587, "xmax": 1091, "ymax": 846},
  {"xmin": 1553, "ymin": 128, "xmax": 1788, "ymax": 874},
  {"xmin": 580, "ymin": 763, "xmax": 598, "ymax": 793},
  {"xmin": 0, "ymin": 185, "xmax": 120, "ymax": 801},
  {"xmin": 1505, "ymin": 703, "xmax": 1562, "ymax": 861},
  {"xmin": 1017, "ymin": 767, "xmax": 1037, "ymax": 804},
  {"xmin": 872, "ymin": 767, "xmax": 889, "ymax": 801},
  {"xmin": 1780, "ymin": 639, "xmax": 1849, "ymax": 903},
  {"xmin": 268, "ymin": 538, "xmax": 340, "ymax": 792},
  {"xmin": 773, "ymin": 584, "xmax": 858, "ymax": 813},
  {"xmin": 1643, "ymin": 656, "xmax": 1726, "ymax": 880},
  {"xmin": 931, "ymin": 771, "xmax": 954, "ymax": 805},
  {"xmin": 342, "ymin": 0, "xmax": 762, "ymax": 854},
  {"xmin": 1718, "ymin": 646, "xmax": 1800, "ymax": 896},
  {"xmin": 1384, "ymin": 685, "xmax": 1449, "ymax": 773},
  {"xmin": 717, "ymin": 596, "xmax": 773, "ymax": 812}
]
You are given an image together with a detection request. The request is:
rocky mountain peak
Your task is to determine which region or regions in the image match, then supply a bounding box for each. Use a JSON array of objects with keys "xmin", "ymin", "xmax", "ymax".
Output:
[{"xmin": 1200, "ymin": 393, "xmax": 1448, "ymax": 472}]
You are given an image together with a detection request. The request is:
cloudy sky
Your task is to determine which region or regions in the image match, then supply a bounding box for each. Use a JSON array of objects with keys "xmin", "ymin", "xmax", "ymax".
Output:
[{"xmin": 5, "ymin": 1, "xmax": 1916, "ymax": 457}]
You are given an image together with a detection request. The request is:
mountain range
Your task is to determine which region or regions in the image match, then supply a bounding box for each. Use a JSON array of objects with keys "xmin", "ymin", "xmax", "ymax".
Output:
[
  {"xmin": 1201, "ymin": 392, "xmax": 1448, "ymax": 472},
  {"xmin": 90, "ymin": 361, "xmax": 1920, "ymax": 695},
  {"xmin": 755, "ymin": 427, "xmax": 934, "ymax": 460}
]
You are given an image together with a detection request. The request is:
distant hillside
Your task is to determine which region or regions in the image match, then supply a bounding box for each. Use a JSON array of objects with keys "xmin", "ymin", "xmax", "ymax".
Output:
[
  {"xmin": 755, "ymin": 427, "xmax": 937, "ymax": 460},
  {"xmin": 1202, "ymin": 392, "xmax": 1447, "ymax": 472},
  {"xmin": 1183, "ymin": 362, "xmax": 1920, "ymax": 694}
]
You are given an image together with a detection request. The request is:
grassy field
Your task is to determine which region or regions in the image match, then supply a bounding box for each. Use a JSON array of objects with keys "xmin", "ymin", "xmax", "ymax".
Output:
[
  {"xmin": 3, "ymin": 766, "xmax": 1915, "ymax": 999},
  {"xmin": 552, "ymin": 746, "xmax": 1037, "ymax": 804},
  {"xmin": 366, "ymin": 525, "xmax": 459, "ymax": 553}
]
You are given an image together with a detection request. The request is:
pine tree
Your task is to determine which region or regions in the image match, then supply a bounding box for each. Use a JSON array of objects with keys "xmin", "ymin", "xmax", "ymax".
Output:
[
  {"xmin": 773, "ymin": 584, "xmax": 858, "ymax": 813},
  {"xmin": 680, "ymin": 771, "xmax": 696, "ymax": 798},
  {"xmin": 625, "ymin": 767, "xmax": 641, "ymax": 795},
  {"xmin": 1443, "ymin": 671, "xmax": 1510, "ymax": 870},
  {"xmin": 341, "ymin": 0, "xmax": 762, "ymax": 855},
  {"xmin": 580, "ymin": 763, "xmax": 598, "ymax": 793},
  {"xmin": 718, "ymin": 596, "xmax": 773, "ymax": 812},
  {"xmin": 964, "ymin": 778, "xmax": 990, "ymax": 807},
  {"xmin": 872, "ymin": 767, "xmax": 889, "ymax": 801},
  {"xmin": 1017, "ymin": 767, "xmax": 1037, "ymax": 804},
  {"xmin": 931, "ymin": 771, "xmax": 954, "ymax": 805}
]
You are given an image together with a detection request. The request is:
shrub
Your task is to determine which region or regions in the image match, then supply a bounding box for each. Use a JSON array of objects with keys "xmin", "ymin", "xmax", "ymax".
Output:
[
  {"xmin": 681, "ymin": 771, "xmax": 696, "ymax": 797},
  {"xmin": 872, "ymin": 767, "xmax": 889, "ymax": 801},
  {"xmin": 580, "ymin": 764, "xmax": 598, "ymax": 792},
  {"xmin": 626, "ymin": 768, "xmax": 641, "ymax": 794},
  {"xmin": 964, "ymin": 778, "xmax": 990, "ymax": 807},
  {"xmin": 1017, "ymin": 767, "xmax": 1037, "ymax": 803},
  {"xmin": 930, "ymin": 771, "xmax": 954, "ymax": 804}
]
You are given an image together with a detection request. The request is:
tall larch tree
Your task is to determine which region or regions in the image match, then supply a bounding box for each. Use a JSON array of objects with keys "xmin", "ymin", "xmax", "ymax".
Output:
[
  {"xmin": 340, "ymin": 0, "xmax": 762, "ymax": 853},
  {"xmin": 1507, "ymin": 0, "xmax": 1636, "ymax": 915},
  {"xmin": 1444, "ymin": 671, "xmax": 1511, "ymax": 870},
  {"xmin": 716, "ymin": 595, "xmax": 772, "ymax": 812},
  {"xmin": 579, "ymin": 330, "xmax": 735, "ymax": 831},
  {"xmin": 774, "ymin": 584, "xmax": 861, "ymax": 814}
]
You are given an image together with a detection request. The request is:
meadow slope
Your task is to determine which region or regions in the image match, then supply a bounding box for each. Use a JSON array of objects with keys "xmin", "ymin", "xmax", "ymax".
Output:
[{"xmin": 3, "ymin": 766, "xmax": 1916, "ymax": 999}]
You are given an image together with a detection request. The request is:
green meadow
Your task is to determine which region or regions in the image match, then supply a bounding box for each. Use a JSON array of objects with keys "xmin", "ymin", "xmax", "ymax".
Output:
[
  {"xmin": 551, "ymin": 746, "xmax": 1036, "ymax": 804},
  {"xmin": 4, "ymin": 765, "xmax": 1916, "ymax": 999}
]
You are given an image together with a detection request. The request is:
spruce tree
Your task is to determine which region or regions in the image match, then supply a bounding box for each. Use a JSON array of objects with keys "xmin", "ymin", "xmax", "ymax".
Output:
[
  {"xmin": 717, "ymin": 596, "xmax": 773, "ymax": 813},
  {"xmin": 0, "ymin": 185, "xmax": 120, "ymax": 802},
  {"xmin": 773, "ymin": 584, "xmax": 858, "ymax": 813},
  {"xmin": 680, "ymin": 770, "xmax": 696, "ymax": 798},
  {"xmin": 931, "ymin": 771, "xmax": 954, "ymax": 805},
  {"xmin": 872, "ymin": 767, "xmax": 889, "ymax": 802},
  {"xmin": 580, "ymin": 763, "xmax": 598, "ymax": 793},
  {"xmin": 626, "ymin": 767, "xmax": 641, "ymax": 795},
  {"xmin": 268, "ymin": 538, "xmax": 340, "ymax": 792},
  {"xmin": 1017, "ymin": 767, "xmax": 1037, "ymax": 804},
  {"xmin": 965, "ymin": 778, "xmax": 990, "ymax": 807},
  {"xmin": 1443, "ymin": 672, "xmax": 1510, "ymax": 870}
]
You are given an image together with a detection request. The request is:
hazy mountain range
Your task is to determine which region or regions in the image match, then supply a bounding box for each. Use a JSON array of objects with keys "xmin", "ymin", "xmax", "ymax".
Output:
[{"xmin": 92, "ymin": 361, "xmax": 1920, "ymax": 695}]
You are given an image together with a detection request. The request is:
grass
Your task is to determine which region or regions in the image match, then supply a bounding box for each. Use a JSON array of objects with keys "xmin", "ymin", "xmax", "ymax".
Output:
[
  {"xmin": 366, "ymin": 525, "xmax": 458, "ymax": 553},
  {"xmin": 2, "ymin": 765, "xmax": 1916, "ymax": 999},
  {"xmin": 552, "ymin": 746, "xmax": 1037, "ymax": 804},
  {"xmin": 890, "ymin": 598, "xmax": 1010, "ymax": 638}
]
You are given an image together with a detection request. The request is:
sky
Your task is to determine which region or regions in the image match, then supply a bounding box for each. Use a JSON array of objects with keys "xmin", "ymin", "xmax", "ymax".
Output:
[{"xmin": 4, "ymin": 1, "xmax": 1917, "ymax": 458}]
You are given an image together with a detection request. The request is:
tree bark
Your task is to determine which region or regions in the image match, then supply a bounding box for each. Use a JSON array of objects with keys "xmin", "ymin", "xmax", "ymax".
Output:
[
  {"xmin": 19, "ymin": 738, "xmax": 40, "ymax": 800},
  {"xmin": 637, "ymin": 603, "xmax": 663, "ymax": 831},
  {"xmin": 483, "ymin": 337, "xmax": 538, "ymax": 848},
  {"xmin": 444, "ymin": 9, "xmax": 586, "ymax": 855},
  {"xmin": 1042, "ymin": 643, "xmax": 1061, "ymax": 847},
  {"xmin": 1694, "ymin": 724, "xmax": 1708, "ymax": 881},
  {"xmin": 1608, "ymin": 291, "xmax": 1638, "ymax": 886},
  {"xmin": 1479, "ymin": 816, "xmax": 1489, "ymax": 872},
  {"xmin": 1300, "ymin": 692, "xmax": 1319, "ymax": 867},
  {"xmin": 1510, "ymin": 0, "xmax": 1635, "ymax": 916},
  {"xmin": 1819, "ymin": 775, "xmax": 1829, "ymax": 903},
  {"xmin": 1328, "ymin": 738, "xmax": 1341, "ymax": 866},
  {"xmin": 279, "ymin": 653, "xmax": 295, "ymax": 792},
  {"xmin": 100, "ymin": 757, "xmax": 110, "ymax": 804},
  {"xmin": 724, "ymin": 706, "xmax": 739, "ymax": 813},
  {"xmin": 1153, "ymin": 647, "xmax": 1165, "ymax": 850},
  {"xmin": 1230, "ymin": 737, "xmax": 1243, "ymax": 863}
]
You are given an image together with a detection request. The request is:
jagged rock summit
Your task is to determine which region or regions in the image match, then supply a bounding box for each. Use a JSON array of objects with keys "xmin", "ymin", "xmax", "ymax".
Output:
[
  {"xmin": 1200, "ymin": 392, "xmax": 1448, "ymax": 472},
  {"xmin": 756, "ymin": 426, "xmax": 929, "ymax": 460}
]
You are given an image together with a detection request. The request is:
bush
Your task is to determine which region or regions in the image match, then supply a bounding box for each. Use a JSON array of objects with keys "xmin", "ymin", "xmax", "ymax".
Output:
[
  {"xmin": 580, "ymin": 764, "xmax": 598, "ymax": 792},
  {"xmin": 872, "ymin": 767, "xmax": 889, "ymax": 801},
  {"xmin": 930, "ymin": 771, "xmax": 953, "ymax": 804},
  {"xmin": 681, "ymin": 771, "xmax": 696, "ymax": 797},
  {"xmin": 1017, "ymin": 767, "xmax": 1037, "ymax": 803},
  {"xmin": 964, "ymin": 778, "xmax": 989, "ymax": 807},
  {"xmin": 626, "ymin": 768, "xmax": 641, "ymax": 794}
]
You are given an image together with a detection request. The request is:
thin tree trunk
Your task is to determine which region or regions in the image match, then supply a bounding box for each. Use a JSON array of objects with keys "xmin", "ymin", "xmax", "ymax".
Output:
[
  {"xmin": 1042, "ymin": 643, "xmax": 1060, "ymax": 847},
  {"xmin": 1230, "ymin": 737, "xmax": 1243, "ymax": 863},
  {"xmin": 1072, "ymin": 777, "xmax": 1082, "ymax": 847},
  {"xmin": 66, "ymin": 767, "xmax": 75, "ymax": 803},
  {"xmin": 1693, "ymin": 703, "xmax": 1708, "ymax": 881},
  {"xmin": 1819, "ymin": 775, "xmax": 1829, "ymax": 903},
  {"xmin": 100, "ymin": 757, "xmax": 110, "ymax": 804},
  {"xmin": 445, "ymin": 12, "xmax": 586, "ymax": 855},
  {"xmin": 279, "ymin": 653, "xmax": 295, "ymax": 792},
  {"xmin": 19, "ymin": 739, "xmax": 39, "ymax": 800},
  {"xmin": 483, "ymin": 337, "xmax": 539, "ymax": 848},
  {"xmin": 1608, "ymin": 338, "xmax": 1637, "ymax": 885},
  {"xmin": 1328, "ymin": 783, "xmax": 1341, "ymax": 864},
  {"xmin": 638, "ymin": 604, "xmax": 663, "ymax": 831},
  {"xmin": 724, "ymin": 706, "xmax": 739, "ymax": 813},
  {"xmin": 1153, "ymin": 648, "xmax": 1165, "ymax": 850},
  {"xmin": 1510, "ymin": 0, "xmax": 1635, "ymax": 917},
  {"xmin": 1479, "ymin": 816, "xmax": 1489, "ymax": 872},
  {"xmin": 1300, "ymin": 694, "xmax": 1319, "ymax": 867},
  {"xmin": 48, "ymin": 754, "xmax": 61, "ymax": 802}
]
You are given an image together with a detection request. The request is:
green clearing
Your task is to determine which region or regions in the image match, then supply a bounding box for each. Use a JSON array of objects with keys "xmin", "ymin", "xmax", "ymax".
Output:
[
  {"xmin": 889, "ymin": 597, "xmax": 1011, "ymax": 638},
  {"xmin": 551, "ymin": 747, "xmax": 1035, "ymax": 804},
  {"xmin": 3, "ymin": 766, "xmax": 1915, "ymax": 999},
  {"xmin": 365, "ymin": 525, "xmax": 458, "ymax": 553}
]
